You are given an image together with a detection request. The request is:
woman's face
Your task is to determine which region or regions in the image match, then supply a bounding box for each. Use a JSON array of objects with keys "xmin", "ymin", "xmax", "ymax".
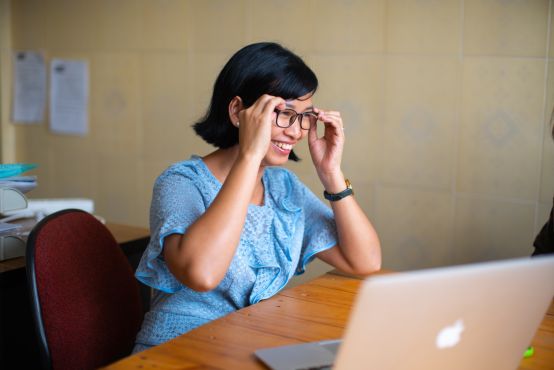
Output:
[{"xmin": 261, "ymin": 93, "xmax": 314, "ymax": 167}]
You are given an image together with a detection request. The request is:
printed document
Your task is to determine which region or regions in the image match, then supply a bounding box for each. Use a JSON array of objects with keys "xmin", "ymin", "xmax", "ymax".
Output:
[
  {"xmin": 50, "ymin": 59, "xmax": 89, "ymax": 136},
  {"xmin": 12, "ymin": 51, "xmax": 46, "ymax": 123}
]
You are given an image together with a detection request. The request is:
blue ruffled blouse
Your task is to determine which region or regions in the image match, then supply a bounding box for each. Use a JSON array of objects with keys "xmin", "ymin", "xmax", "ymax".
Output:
[{"xmin": 134, "ymin": 156, "xmax": 337, "ymax": 349}]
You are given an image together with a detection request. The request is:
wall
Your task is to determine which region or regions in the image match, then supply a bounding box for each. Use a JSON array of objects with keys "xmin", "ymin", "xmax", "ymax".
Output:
[{"xmin": 6, "ymin": 1, "xmax": 554, "ymax": 280}]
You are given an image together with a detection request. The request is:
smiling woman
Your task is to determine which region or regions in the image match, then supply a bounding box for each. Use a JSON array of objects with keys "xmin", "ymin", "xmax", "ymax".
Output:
[{"xmin": 131, "ymin": 42, "xmax": 382, "ymax": 353}]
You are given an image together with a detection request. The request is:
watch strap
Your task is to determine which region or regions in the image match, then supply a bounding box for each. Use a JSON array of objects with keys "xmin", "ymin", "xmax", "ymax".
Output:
[{"xmin": 323, "ymin": 179, "xmax": 353, "ymax": 201}]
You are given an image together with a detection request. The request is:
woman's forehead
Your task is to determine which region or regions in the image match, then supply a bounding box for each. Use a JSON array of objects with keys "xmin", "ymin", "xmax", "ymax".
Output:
[{"xmin": 285, "ymin": 94, "xmax": 314, "ymax": 110}]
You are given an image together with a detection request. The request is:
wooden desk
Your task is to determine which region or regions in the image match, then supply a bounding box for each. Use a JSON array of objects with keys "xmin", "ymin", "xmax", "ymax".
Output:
[
  {"xmin": 0, "ymin": 223, "xmax": 150, "ymax": 369},
  {"xmin": 104, "ymin": 272, "xmax": 554, "ymax": 370}
]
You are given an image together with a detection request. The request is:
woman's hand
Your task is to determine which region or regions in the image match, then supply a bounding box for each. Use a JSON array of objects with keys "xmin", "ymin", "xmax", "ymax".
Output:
[
  {"xmin": 308, "ymin": 108, "xmax": 346, "ymax": 192},
  {"xmin": 237, "ymin": 94, "xmax": 286, "ymax": 162}
]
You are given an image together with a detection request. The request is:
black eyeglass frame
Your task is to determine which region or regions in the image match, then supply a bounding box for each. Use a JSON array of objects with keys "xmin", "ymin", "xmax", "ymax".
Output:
[{"xmin": 274, "ymin": 108, "xmax": 318, "ymax": 130}]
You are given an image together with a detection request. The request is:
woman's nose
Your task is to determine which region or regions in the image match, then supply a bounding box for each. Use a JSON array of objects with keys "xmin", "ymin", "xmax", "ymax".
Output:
[{"xmin": 283, "ymin": 118, "xmax": 303, "ymax": 139}]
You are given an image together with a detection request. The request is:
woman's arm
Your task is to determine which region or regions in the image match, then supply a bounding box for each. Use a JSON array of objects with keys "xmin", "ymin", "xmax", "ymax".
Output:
[
  {"xmin": 163, "ymin": 155, "xmax": 260, "ymax": 291},
  {"xmin": 164, "ymin": 95, "xmax": 285, "ymax": 291},
  {"xmin": 308, "ymin": 109, "xmax": 381, "ymax": 276}
]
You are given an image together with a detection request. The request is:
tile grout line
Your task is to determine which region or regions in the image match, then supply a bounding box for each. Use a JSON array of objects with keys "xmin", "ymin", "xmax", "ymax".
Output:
[{"xmin": 448, "ymin": 0, "xmax": 465, "ymax": 265}]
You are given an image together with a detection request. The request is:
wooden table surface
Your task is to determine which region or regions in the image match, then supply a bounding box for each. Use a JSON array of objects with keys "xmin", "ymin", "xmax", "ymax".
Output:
[{"xmin": 104, "ymin": 272, "xmax": 554, "ymax": 370}]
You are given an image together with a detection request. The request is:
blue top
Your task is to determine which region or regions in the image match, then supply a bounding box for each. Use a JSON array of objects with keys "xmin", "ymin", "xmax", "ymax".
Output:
[{"xmin": 134, "ymin": 155, "xmax": 337, "ymax": 348}]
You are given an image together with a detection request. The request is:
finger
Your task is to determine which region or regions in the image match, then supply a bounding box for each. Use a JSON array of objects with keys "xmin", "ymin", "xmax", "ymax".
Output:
[
  {"xmin": 308, "ymin": 119, "xmax": 319, "ymax": 144},
  {"xmin": 250, "ymin": 94, "xmax": 275, "ymax": 115},
  {"xmin": 321, "ymin": 119, "xmax": 345, "ymax": 139},
  {"xmin": 261, "ymin": 96, "xmax": 286, "ymax": 118},
  {"xmin": 319, "ymin": 110, "xmax": 341, "ymax": 117},
  {"xmin": 318, "ymin": 111, "xmax": 342, "ymax": 123}
]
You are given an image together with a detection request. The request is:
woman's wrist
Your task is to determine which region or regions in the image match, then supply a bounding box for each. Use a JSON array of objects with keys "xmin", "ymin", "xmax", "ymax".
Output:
[
  {"xmin": 237, "ymin": 148, "xmax": 264, "ymax": 167},
  {"xmin": 320, "ymin": 171, "xmax": 346, "ymax": 194}
]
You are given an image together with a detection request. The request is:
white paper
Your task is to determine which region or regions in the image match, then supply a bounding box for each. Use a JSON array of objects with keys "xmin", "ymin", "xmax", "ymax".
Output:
[
  {"xmin": 12, "ymin": 51, "xmax": 47, "ymax": 123},
  {"xmin": 50, "ymin": 59, "xmax": 89, "ymax": 136}
]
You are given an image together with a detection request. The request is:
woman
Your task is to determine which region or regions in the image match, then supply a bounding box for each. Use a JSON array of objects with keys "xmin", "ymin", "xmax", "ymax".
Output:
[{"xmin": 133, "ymin": 42, "xmax": 381, "ymax": 352}]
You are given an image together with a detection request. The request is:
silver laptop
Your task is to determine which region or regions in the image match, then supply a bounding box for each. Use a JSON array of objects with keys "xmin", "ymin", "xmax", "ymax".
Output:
[{"xmin": 255, "ymin": 256, "xmax": 554, "ymax": 370}]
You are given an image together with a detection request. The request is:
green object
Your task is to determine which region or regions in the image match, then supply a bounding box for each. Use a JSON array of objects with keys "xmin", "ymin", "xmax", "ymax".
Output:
[
  {"xmin": 523, "ymin": 346, "xmax": 534, "ymax": 358},
  {"xmin": 0, "ymin": 163, "xmax": 37, "ymax": 178}
]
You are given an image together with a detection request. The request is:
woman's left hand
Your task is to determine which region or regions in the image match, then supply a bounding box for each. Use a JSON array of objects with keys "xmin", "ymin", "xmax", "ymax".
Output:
[{"xmin": 308, "ymin": 108, "xmax": 346, "ymax": 192}]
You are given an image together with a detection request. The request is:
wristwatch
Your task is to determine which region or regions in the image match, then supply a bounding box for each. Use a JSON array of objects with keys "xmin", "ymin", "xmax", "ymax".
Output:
[{"xmin": 323, "ymin": 179, "xmax": 353, "ymax": 201}]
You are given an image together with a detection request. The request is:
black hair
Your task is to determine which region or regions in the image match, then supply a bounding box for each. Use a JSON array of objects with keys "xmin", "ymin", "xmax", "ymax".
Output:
[{"xmin": 193, "ymin": 42, "xmax": 318, "ymax": 161}]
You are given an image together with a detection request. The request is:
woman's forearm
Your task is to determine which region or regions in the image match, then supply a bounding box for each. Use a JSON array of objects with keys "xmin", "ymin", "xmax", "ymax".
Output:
[{"xmin": 330, "ymin": 193, "xmax": 382, "ymax": 274}]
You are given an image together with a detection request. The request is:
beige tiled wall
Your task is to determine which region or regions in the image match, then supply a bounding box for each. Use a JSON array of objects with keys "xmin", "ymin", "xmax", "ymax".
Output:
[{"xmin": 6, "ymin": 0, "xmax": 554, "ymax": 279}]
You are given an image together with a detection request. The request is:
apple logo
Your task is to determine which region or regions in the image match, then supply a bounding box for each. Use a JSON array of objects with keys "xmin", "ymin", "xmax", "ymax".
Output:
[{"xmin": 436, "ymin": 319, "xmax": 465, "ymax": 349}]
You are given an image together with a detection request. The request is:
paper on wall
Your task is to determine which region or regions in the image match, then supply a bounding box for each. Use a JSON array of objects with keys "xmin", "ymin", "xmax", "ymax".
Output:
[
  {"xmin": 12, "ymin": 51, "xmax": 46, "ymax": 123},
  {"xmin": 49, "ymin": 59, "xmax": 89, "ymax": 136}
]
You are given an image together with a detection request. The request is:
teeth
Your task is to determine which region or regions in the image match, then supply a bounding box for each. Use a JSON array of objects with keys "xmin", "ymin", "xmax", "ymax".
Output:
[{"xmin": 273, "ymin": 141, "xmax": 293, "ymax": 150}]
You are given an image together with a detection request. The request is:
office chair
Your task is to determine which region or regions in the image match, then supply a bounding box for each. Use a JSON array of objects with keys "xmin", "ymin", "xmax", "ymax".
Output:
[{"xmin": 26, "ymin": 209, "xmax": 143, "ymax": 370}]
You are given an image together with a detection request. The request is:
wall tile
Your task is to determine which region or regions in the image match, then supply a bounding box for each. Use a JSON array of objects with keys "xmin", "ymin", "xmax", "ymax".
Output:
[
  {"xmin": 312, "ymin": 0, "xmax": 385, "ymax": 53},
  {"xmin": 550, "ymin": 2, "xmax": 554, "ymax": 59},
  {"xmin": 453, "ymin": 195, "xmax": 535, "ymax": 263},
  {"xmin": 11, "ymin": 0, "xmax": 49, "ymax": 48},
  {"xmin": 306, "ymin": 55, "xmax": 385, "ymax": 179},
  {"xmin": 48, "ymin": 136, "xmax": 97, "ymax": 198},
  {"xmin": 382, "ymin": 56, "xmax": 460, "ymax": 190},
  {"xmin": 458, "ymin": 57, "xmax": 544, "ymax": 199},
  {"xmin": 189, "ymin": 51, "xmax": 229, "ymax": 120},
  {"xmin": 44, "ymin": 0, "xmax": 142, "ymax": 51},
  {"xmin": 386, "ymin": 0, "xmax": 461, "ymax": 55},
  {"xmin": 140, "ymin": 52, "xmax": 193, "ymax": 161},
  {"xmin": 139, "ymin": 0, "xmax": 188, "ymax": 51},
  {"xmin": 374, "ymin": 185, "xmax": 453, "ymax": 271},
  {"xmin": 187, "ymin": 0, "xmax": 248, "ymax": 53},
  {"xmin": 540, "ymin": 61, "xmax": 554, "ymax": 203},
  {"xmin": 89, "ymin": 52, "xmax": 141, "ymax": 156},
  {"xmin": 464, "ymin": 0, "xmax": 549, "ymax": 57},
  {"xmin": 248, "ymin": 0, "xmax": 314, "ymax": 52},
  {"xmin": 93, "ymin": 153, "xmax": 140, "ymax": 224}
]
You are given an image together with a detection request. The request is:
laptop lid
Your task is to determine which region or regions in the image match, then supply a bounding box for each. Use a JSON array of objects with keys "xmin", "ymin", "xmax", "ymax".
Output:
[
  {"xmin": 334, "ymin": 256, "xmax": 554, "ymax": 370},
  {"xmin": 255, "ymin": 256, "xmax": 554, "ymax": 370}
]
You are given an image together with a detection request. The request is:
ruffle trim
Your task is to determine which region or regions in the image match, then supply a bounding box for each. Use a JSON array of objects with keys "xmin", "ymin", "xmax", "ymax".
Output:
[
  {"xmin": 295, "ymin": 240, "xmax": 336, "ymax": 275},
  {"xmin": 247, "ymin": 168, "xmax": 302, "ymax": 304},
  {"xmin": 136, "ymin": 226, "xmax": 186, "ymax": 294}
]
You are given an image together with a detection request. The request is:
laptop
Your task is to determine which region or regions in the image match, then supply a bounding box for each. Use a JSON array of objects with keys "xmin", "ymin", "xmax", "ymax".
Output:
[{"xmin": 255, "ymin": 256, "xmax": 554, "ymax": 370}]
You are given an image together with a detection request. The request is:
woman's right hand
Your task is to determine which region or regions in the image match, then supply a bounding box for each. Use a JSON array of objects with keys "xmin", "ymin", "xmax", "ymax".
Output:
[{"xmin": 237, "ymin": 94, "xmax": 286, "ymax": 162}]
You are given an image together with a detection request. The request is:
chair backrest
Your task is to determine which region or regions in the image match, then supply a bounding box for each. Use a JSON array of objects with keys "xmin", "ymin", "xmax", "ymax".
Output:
[{"xmin": 26, "ymin": 209, "xmax": 143, "ymax": 370}]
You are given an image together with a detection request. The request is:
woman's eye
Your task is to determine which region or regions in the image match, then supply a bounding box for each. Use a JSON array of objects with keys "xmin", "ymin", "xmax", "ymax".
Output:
[{"xmin": 281, "ymin": 111, "xmax": 294, "ymax": 118}]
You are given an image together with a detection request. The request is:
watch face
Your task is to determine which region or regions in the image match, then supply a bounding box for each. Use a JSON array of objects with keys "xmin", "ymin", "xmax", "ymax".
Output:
[{"xmin": 345, "ymin": 179, "xmax": 352, "ymax": 191}]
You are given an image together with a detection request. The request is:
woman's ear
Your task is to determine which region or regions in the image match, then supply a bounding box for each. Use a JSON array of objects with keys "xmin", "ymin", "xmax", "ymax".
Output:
[{"xmin": 228, "ymin": 96, "xmax": 243, "ymax": 128}]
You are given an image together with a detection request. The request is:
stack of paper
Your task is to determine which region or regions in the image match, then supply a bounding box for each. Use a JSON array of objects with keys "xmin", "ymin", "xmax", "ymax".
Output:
[
  {"xmin": 0, "ymin": 176, "xmax": 37, "ymax": 194},
  {"xmin": 0, "ymin": 222, "xmax": 21, "ymax": 236}
]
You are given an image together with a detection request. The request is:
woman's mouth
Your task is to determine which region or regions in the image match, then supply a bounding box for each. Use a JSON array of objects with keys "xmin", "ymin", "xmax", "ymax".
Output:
[{"xmin": 271, "ymin": 141, "xmax": 293, "ymax": 154}]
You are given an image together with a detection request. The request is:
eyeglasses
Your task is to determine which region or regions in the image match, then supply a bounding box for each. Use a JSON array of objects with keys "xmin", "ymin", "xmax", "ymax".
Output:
[{"xmin": 274, "ymin": 109, "xmax": 318, "ymax": 130}]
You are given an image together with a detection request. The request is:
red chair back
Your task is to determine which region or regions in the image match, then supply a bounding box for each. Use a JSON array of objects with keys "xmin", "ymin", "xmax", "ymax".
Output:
[{"xmin": 26, "ymin": 209, "xmax": 143, "ymax": 370}]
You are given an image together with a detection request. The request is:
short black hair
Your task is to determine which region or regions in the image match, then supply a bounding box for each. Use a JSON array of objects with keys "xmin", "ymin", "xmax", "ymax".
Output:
[{"xmin": 193, "ymin": 42, "xmax": 318, "ymax": 161}]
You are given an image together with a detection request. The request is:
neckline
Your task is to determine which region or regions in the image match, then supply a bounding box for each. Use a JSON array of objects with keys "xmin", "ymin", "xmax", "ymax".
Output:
[{"xmin": 193, "ymin": 155, "xmax": 268, "ymax": 208}]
